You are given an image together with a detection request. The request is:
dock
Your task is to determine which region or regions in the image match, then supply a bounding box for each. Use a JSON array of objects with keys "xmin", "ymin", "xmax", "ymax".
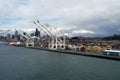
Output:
[
  {"xmin": 27, "ymin": 47, "xmax": 120, "ymax": 61},
  {"xmin": 4, "ymin": 21, "xmax": 120, "ymax": 61}
]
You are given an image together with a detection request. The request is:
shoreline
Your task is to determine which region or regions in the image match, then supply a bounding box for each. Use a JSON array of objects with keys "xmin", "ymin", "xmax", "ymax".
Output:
[
  {"xmin": 26, "ymin": 47, "xmax": 120, "ymax": 61},
  {"xmin": 3, "ymin": 43, "xmax": 119, "ymax": 61}
]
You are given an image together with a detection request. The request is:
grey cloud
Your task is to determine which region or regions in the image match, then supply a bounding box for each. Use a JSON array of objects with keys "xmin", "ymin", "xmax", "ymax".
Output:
[{"xmin": 0, "ymin": 0, "xmax": 120, "ymax": 36}]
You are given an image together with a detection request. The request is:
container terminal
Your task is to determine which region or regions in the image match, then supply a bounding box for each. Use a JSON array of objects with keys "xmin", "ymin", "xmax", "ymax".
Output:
[{"xmin": 1, "ymin": 20, "xmax": 120, "ymax": 61}]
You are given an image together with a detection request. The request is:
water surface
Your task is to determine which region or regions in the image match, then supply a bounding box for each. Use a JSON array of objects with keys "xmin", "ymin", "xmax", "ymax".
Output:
[{"xmin": 0, "ymin": 44, "xmax": 120, "ymax": 80}]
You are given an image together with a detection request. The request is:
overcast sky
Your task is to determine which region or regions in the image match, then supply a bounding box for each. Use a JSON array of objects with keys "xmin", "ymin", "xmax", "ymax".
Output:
[{"xmin": 0, "ymin": 0, "xmax": 120, "ymax": 37}]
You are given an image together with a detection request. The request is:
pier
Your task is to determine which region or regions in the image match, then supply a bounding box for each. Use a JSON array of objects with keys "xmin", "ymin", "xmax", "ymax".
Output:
[
  {"xmin": 27, "ymin": 47, "xmax": 120, "ymax": 61},
  {"xmin": 1, "ymin": 20, "xmax": 120, "ymax": 61}
]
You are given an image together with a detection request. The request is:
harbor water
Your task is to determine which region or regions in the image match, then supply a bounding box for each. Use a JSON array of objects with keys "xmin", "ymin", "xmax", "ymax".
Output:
[{"xmin": 0, "ymin": 44, "xmax": 120, "ymax": 80}]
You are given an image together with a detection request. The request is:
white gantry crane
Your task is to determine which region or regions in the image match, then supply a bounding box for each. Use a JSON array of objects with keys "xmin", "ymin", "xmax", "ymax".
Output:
[
  {"xmin": 34, "ymin": 20, "xmax": 66, "ymax": 50},
  {"xmin": 18, "ymin": 31, "xmax": 40, "ymax": 47},
  {"xmin": 0, "ymin": 28, "xmax": 11, "ymax": 36}
]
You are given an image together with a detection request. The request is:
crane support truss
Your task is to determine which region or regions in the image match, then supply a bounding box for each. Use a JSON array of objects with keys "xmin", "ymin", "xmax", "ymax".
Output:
[
  {"xmin": 18, "ymin": 31, "xmax": 40, "ymax": 47},
  {"xmin": 34, "ymin": 20, "xmax": 65, "ymax": 50}
]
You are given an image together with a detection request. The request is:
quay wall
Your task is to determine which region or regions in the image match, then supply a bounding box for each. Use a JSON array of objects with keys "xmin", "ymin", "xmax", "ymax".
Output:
[{"xmin": 26, "ymin": 47, "xmax": 120, "ymax": 61}]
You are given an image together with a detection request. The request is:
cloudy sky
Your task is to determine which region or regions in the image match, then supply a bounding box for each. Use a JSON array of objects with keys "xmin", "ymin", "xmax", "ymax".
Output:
[{"xmin": 0, "ymin": 0, "xmax": 120, "ymax": 37}]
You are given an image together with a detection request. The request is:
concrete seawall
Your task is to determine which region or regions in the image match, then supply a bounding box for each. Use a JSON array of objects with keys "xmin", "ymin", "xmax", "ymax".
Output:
[{"xmin": 26, "ymin": 47, "xmax": 120, "ymax": 61}]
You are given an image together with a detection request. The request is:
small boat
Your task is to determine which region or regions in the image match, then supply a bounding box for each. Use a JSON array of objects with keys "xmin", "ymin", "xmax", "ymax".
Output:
[
  {"xmin": 9, "ymin": 42, "xmax": 21, "ymax": 46},
  {"xmin": 102, "ymin": 50, "xmax": 120, "ymax": 56}
]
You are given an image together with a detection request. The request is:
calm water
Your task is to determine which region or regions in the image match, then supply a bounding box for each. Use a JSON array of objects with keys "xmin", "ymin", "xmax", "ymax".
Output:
[{"xmin": 0, "ymin": 44, "xmax": 120, "ymax": 80}]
